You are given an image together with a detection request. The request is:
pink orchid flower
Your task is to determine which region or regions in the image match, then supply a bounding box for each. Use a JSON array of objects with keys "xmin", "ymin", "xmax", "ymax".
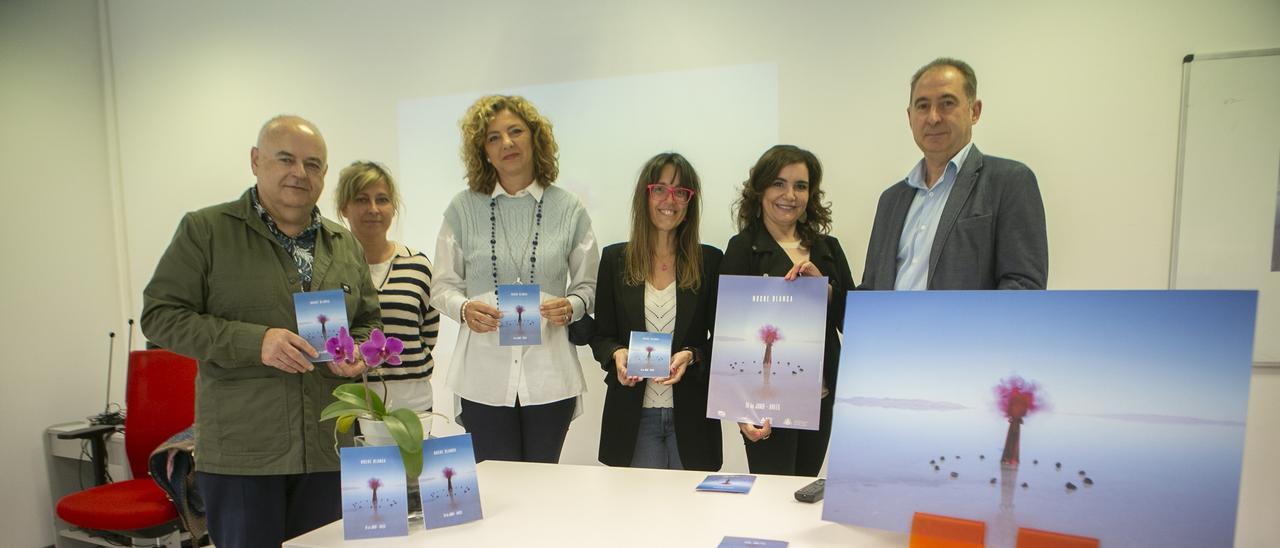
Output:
[
  {"xmin": 325, "ymin": 326, "xmax": 357, "ymax": 364},
  {"xmin": 359, "ymin": 328, "xmax": 404, "ymax": 368}
]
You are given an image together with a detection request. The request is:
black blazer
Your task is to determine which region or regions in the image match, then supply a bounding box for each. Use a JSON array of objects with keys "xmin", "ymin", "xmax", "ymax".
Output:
[
  {"xmin": 862, "ymin": 146, "xmax": 1048, "ymax": 290},
  {"xmin": 590, "ymin": 243, "xmax": 724, "ymax": 471},
  {"xmin": 720, "ymin": 222, "xmax": 856, "ymax": 393}
]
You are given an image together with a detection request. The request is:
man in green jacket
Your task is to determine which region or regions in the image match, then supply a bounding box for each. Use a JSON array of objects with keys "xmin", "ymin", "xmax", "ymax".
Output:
[{"xmin": 142, "ymin": 115, "xmax": 381, "ymax": 547}]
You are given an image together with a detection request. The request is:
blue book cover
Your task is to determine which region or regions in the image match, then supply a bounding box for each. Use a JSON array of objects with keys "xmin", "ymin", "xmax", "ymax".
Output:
[
  {"xmin": 706, "ymin": 275, "xmax": 828, "ymax": 431},
  {"xmin": 418, "ymin": 434, "xmax": 484, "ymax": 529},
  {"xmin": 823, "ymin": 290, "xmax": 1258, "ymax": 548},
  {"xmin": 339, "ymin": 445, "xmax": 409, "ymax": 539},
  {"xmin": 497, "ymin": 284, "xmax": 541, "ymax": 346},
  {"xmin": 627, "ymin": 331, "xmax": 672, "ymax": 378},
  {"xmin": 293, "ymin": 289, "xmax": 349, "ymax": 362},
  {"xmin": 696, "ymin": 474, "xmax": 756, "ymax": 494},
  {"xmin": 719, "ymin": 536, "xmax": 788, "ymax": 547}
]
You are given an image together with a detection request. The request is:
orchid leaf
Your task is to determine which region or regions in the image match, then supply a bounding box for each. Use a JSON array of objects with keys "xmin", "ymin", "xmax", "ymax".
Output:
[
  {"xmin": 364, "ymin": 387, "xmax": 387, "ymax": 417},
  {"xmin": 383, "ymin": 409, "xmax": 424, "ymax": 454},
  {"xmin": 384, "ymin": 409, "xmax": 425, "ymax": 478},
  {"xmin": 331, "ymin": 384, "xmax": 386, "ymax": 417},
  {"xmin": 320, "ymin": 400, "xmax": 368, "ymax": 422},
  {"xmin": 336, "ymin": 414, "xmax": 356, "ymax": 434},
  {"xmin": 331, "ymin": 384, "xmax": 369, "ymax": 407},
  {"xmin": 401, "ymin": 446, "xmax": 423, "ymax": 479}
]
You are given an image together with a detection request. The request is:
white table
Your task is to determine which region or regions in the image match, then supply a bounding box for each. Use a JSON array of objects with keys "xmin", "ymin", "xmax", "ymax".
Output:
[{"xmin": 284, "ymin": 461, "xmax": 908, "ymax": 547}]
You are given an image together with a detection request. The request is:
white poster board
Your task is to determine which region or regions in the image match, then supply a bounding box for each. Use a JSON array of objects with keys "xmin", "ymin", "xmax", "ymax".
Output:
[{"xmin": 1171, "ymin": 49, "xmax": 1280, "ymax": 365}]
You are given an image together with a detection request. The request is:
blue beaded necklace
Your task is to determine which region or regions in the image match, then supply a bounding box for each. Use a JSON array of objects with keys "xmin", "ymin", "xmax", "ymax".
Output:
[{"xmin": 489, "ymin": 195, "xmax": 543, "ymax": 300}]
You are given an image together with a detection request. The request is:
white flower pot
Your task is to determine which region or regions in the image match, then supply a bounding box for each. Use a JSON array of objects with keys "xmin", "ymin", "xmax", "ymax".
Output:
[{"xmin": 357, "ymin": 413, "xmax": 432, "ymax": 447}]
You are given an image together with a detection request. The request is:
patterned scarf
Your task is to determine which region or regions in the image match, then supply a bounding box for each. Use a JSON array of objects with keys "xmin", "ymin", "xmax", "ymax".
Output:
[{"xmin": 250, "ymin": 187, "xmax": 322, "ymax": 291}]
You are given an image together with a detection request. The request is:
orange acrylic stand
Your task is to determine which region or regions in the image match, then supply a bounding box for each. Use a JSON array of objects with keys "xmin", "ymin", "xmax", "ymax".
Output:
[
  {"xmin": 909, "ymin": 512, "xmax": 986, "ymax": 548},
  {"xmin": 1015, "ymin": 527, "xmax": 1099, "ymax": 548}
]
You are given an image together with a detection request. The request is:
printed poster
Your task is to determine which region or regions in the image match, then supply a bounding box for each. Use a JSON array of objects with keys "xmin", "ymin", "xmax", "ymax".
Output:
[{"xmin": 706, "ymin": 275, "xmax": 827, "ymax": 430}]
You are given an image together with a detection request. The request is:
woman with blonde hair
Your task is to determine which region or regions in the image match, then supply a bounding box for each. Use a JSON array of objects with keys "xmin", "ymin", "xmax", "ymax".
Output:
[
  {"xmin": 591, "ymin": 152, "xmax": 723, "ymax": 471},
  {"xmin": 335, "ymin": 161, "xmax": 439, "ymax": 419},
  {"xmin": 431, "ymin": 95, "xmax": 599, "ymax": 463}
]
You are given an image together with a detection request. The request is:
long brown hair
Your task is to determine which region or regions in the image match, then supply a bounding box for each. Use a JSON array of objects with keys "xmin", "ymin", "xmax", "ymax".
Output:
[
  {"xmin": 624, "ymin": 152, "xmax": 704, "ymax": 290},
  {"xmin": 459, "ymin": 95, "xmax": 559, "ymax": 194},
  {"xmin": 733, "ymin": 144, "xmax": 831, "ymax": 249}
]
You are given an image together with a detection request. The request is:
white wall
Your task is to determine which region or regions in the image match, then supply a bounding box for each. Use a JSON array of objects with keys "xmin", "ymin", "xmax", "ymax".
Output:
[
  {"xmin": 0, "ymin": 2, "xmax": 124, "ymax": 547},
  {"xmin": 7, "ymin": 0, "xmax": 1280, "ymax": 546}
]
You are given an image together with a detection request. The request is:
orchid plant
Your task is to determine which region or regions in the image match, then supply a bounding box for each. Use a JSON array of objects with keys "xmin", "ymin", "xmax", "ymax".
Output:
[{"xmin": 319, "ymin": 327, "xmax": 428, "ymax": 477}]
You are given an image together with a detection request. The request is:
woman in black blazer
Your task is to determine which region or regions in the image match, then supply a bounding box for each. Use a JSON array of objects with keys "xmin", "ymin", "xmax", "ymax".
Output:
[
  {"xmin": 721, "ymin": 144, "xmax": 855, "ymax": 477},
  {"xmin": 590, "ymin": 152, "xmax": 723, "ymax": 471}
]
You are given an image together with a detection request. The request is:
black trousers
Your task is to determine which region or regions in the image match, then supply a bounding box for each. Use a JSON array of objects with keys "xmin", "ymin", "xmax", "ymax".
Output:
[
  {"xmin": 742, "ymin": 392, "xmax": 835, "ymax": 476},
  {"xmin": 195, "ymin": 471, "xmax": 340, "ymax": 548},
  {"xmin": 460, "ymin": 396, "xmax": 576, "ymax": 463}
]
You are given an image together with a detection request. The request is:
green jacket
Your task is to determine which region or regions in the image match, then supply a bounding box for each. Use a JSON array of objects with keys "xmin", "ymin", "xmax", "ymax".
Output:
[{"xmin": 141, "ymin": 188, "xmax": 381, "ymax": 475}]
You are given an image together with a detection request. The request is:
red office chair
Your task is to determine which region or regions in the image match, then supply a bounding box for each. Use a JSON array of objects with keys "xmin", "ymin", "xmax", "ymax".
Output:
[{"xmin": 55, "ymin": 349, "xmax": 198, "ymax": 547}]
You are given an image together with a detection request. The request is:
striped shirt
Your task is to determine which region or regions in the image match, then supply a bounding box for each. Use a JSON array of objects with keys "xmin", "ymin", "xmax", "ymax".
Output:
[{"xmin": 367, "ymin": 243, "xmax": 439, "ymax": 411}]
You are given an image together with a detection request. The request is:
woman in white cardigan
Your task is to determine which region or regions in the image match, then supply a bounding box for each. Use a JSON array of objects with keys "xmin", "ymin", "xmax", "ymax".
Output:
[{"xmin": 431, "ymin": 95, "xmax": 598, "ymax": 463}]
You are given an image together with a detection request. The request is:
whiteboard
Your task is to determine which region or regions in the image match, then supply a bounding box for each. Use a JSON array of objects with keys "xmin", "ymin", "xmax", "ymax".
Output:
[{"xmin": 1171, "ymin": 49, "xmax": 1280, "ymax": 365}]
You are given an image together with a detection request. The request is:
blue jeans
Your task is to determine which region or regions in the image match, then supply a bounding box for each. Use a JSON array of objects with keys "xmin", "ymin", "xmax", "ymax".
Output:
[{"xmin": 630, "ymin": 407, "xmax": 683, "ymax": 470}]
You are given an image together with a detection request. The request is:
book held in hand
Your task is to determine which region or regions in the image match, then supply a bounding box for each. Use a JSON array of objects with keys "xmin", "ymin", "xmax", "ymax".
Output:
[
  {"xmin": 627, "ymin": 331, "xmax": 673, "ymax": 378},
  {"xmin": 497, "ymin": 284, "xmax": 541, "ymax": 346},
  {"xmin": 293, "ymin": 289, "xmax": 349, "ymax": 362}
]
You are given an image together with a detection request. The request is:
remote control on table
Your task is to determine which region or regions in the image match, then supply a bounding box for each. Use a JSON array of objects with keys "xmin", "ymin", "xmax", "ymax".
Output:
[{"xmin": 794, "ymin": 478, "xmax": 825, "ymax": 502}]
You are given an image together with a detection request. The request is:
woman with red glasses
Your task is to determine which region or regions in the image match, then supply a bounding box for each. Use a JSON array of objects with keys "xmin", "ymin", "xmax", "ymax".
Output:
[{"xmin": 590, "ymin": 152, "xmax": 724, "ymax": 471}]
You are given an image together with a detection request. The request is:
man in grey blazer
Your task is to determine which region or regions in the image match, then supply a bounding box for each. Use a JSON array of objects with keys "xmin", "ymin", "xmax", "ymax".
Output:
[{"xmin": 862, "ymin": 58, "xmax": 1048, "ymax": 290}]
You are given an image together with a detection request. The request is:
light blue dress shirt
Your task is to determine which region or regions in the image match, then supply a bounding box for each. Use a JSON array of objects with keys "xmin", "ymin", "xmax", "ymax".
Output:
[{"xmin": 894, "ymin": 142, "xmax": 974, "ymax": 290}]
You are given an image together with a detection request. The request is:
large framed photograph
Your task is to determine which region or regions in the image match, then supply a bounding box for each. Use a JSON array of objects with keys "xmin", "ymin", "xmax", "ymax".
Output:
[{"xmin": 824, "ymin": 290, "xmax": 1257, "ymax": 548}]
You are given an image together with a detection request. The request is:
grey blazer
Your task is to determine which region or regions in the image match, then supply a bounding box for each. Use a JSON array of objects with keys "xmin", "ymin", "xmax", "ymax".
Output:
[{"xmin": 861, "ymin": 145, "xmax": 1048, "ymax": 290}]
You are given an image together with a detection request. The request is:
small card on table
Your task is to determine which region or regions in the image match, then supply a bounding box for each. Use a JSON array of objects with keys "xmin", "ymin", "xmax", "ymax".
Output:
[
  {"xmin": 339, "ymin": 445, "xmax": 409, "ymax": 539},
  {"xmin": 418, "ymin": 434, "xmax": 484, "ymax": 529},
  {"xmin": 719, "ymin": 536, "xmax": 788, "ymax": 547},
  {"xmin": 696, "ymin": 474, "xmax": 757, "ymax": 494}
]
